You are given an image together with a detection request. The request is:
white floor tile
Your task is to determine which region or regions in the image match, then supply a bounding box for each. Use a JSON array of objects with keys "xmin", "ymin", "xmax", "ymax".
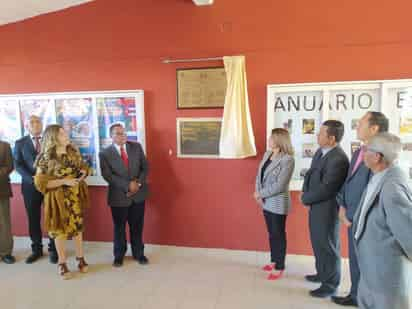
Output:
[{"xmin": 1, "ymin": 237, "xmax": 350, "ymax": 309}]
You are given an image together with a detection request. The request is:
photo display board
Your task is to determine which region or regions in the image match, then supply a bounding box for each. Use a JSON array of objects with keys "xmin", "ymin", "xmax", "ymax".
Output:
[
  {"xmin": 267, "ymin": 80, "xmax": 412, "ymax": 190},
  {"xmin": 0, "ymin": 90, "xmax": 145, "ymax": 186}
]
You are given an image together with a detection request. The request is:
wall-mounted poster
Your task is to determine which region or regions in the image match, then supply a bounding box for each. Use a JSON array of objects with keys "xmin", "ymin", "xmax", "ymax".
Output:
[
  {"xmin": 0, "ymin": 90, "xmax": 145, "ymax": 186},
  {"xmin": 55, "ymin": 97, "xmax": 97, "ymax": 175},
  {"xmin": 327, "ymin": 88, "xmax": 381, "ymax": 160},
  {"xmin": 382, "ymin": 84, "xmax": 412, "ymax": 182},
  {"xmin": 0, "ymin": 99, "xmax": 20, "ymax": 148},
  {"xmin": 177, "ymin": 118, "xmax": 222, "ymax": 158},
  {"xmin": 267, "ymin": 80, "xmax": 405, "ymax": 190},
  {"xmin": 177, "ymin": 67, "xmax": 227, "ymax": 109},
  {"xmin": 20, "ymin": 98, "xmax": 56, "ymax": 136},
  {"xmin": 267, "ymin": 90, "xmax": 323, "ymax": 183},
  {"xmin": 96, "ymin": 97, "xmax": 143, "ymax": 149}
]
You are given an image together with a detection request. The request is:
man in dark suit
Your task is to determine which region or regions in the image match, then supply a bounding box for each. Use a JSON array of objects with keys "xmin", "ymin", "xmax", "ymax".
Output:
[
  {"xmin": 302, "ymin": 120, "xmax": 349, "ymax": 298},
  {"xmin": 99, "ymin": 123, "xmax": 149, "ymax": 267},
  {"xmin": 0, "ymin": 140, "xmax": 15, "ymax": 264},
  {"xmin": 14, "ymin": 115, "xmax": 57, "ymax": 264},
  {"xmin": 331, "ymin": 112, "xmax": 388, "ymax": 307}
]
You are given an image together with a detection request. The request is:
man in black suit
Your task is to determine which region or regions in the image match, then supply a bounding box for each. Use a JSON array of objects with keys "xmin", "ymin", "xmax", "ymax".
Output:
[
  {"xmin": 99, "ymin": 123, "xmax": 149, "ymax": 267},
  {"xmin": 331, "ymin": 112, "xmax": 388, "ymax": 307},
  {"xmin": 302, "ymin": 120, "xmax": 349, "ymax": 298},
  {"xmin": 14, "ymin": 115, "xmax": 58, "ymax": 264}
]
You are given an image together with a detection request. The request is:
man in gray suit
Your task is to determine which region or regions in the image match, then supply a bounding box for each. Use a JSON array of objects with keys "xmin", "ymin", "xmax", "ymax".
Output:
[
  {"xmin": 353, "ymin": 132, "xmax": 412, "ymax": 309},
  {"xmin": 99, "ymin": 123, "xmax": 149, "ymax": 267},
  {"xmin": 332, "ymin": 112, "xmax": 388, "ymax": 307},
  {"xmin": 302, "ymin": 120, "xmax": 349, "ymax": 298},
  {"xmin": 0, "ymin": 140, "xmax": 15, "ymax": 264}
]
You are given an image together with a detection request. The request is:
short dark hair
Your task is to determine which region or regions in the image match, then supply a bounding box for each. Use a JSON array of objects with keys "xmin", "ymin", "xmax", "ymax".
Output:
[
  {"xmin": 323, "ymin": 120, "xmax": 344, "ymax": 143},
  {"xmin": 109, "ymin": 123, "xmax": 124, "ymax": 136},
  {"xmin": 368, "ymin": 112, "xmax": 389, "ymax": 133}
]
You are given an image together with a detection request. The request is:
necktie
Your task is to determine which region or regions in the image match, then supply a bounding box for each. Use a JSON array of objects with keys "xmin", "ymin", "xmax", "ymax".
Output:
[
  {"xmin": 352, "ymin": 146, "xmax": 365, "ymax": 175},
  {"xmin": 34, "ymin": 137, "xmax": 41, "ymax": 153},
  {"xmin": 120, "ymin": 145, "xmax": 129, "ymax": 169}
]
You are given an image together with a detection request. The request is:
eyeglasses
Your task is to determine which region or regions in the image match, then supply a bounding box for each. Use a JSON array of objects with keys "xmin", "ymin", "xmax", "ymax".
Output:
[
  {"xmin": 112, "ymin": 133, "xmax": 127, "ymax": 137},
  {"xmin": 364, "ymin": 146, "xmax": 383, "ymax": 157}
]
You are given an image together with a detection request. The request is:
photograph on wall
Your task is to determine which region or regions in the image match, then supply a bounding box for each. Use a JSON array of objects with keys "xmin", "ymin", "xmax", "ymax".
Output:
[
  {"xmin": 351, "ymin": 142, "xmax": 361, "ymax": 157},
  {"xmin": 96, "ymin": 97, "xmax": 139, "ymax": 149},
  {"xmin": 0, "ymin": 100, "xmax": 21, "ymax": 148},
  {"xmin": 302, "ymin": 143, "xmax": 316, "ymax": 158},
  {"xmin": 20, "ymin": 99, "xmax": 56, "ymax": 136},
  {"xmin": 403, "ymin": 143, "xmax": 412, "ymax": 151},
  {"xmin": 351, "ymin": 119, "xmax": 359, "ymax": 130},
  {"xmin": 302, "ymin": 119, "xmax": 315, "ymax": 134},
  {"xmin": 282, "ymin": 119, "xmax": 293, "ymax": 133},
  {"xmin": 399, "ymin": 115, "xmax": 412, "ymax": 136},
  {"xmin": 177, "ymin": 118, "xmax": 222, "ymax": 157},
  {"xmin": 55, "ymin": 98, "xmax": 97, "ymax": 174},
  {"xmin": 177, "ymin": 67, "xmax": 227, "ymax": 109}
]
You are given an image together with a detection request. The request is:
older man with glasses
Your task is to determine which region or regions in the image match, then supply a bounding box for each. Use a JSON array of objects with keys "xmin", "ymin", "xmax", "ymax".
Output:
[{"xmin": 353, "ymin": 132, "xmax": 412, "ymax": 309}]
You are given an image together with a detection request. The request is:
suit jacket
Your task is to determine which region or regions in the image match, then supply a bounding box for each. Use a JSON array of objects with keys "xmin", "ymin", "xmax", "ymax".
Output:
[
  {"xmin": 353, "ymin": 166, "xmax": 412, "ymax": 305},
  {"xmin": 255, "ymin": 152, "xmax": 295, "ymax": 215},
  {"xmin": 301, "ymin": 146, "xmax": 349, "ymax": 207},
  {"xmin": 99, "ymin": 141, "xmax": 149, "ymax": 207},
  {"xmin": 336, "ymin": 148, "xmax": 371, "ymax": 221},
  {"xmin": 14, "ymin": 135, "xmax": 38, "ymax": 184},
  {"xmin": 0, "ymin": 141, "xmax": 13, "ymax": 198}
]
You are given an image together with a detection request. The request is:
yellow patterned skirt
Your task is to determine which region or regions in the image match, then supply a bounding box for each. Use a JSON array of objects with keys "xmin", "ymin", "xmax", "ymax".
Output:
[{"xmin": 48, "ymin": 185, "xmax": 84, "ymax": 240}]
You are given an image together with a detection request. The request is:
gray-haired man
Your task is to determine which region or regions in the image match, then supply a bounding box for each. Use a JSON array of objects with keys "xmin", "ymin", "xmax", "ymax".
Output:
[{"xmin": 353, "ymin": 132, "xmax": 412, "ymax": 309}]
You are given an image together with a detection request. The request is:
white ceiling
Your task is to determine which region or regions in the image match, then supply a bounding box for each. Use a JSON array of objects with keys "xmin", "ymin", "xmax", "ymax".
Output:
[{"xmin": 0, "ymin": 0, "xmax": 94, "ymax": 26}]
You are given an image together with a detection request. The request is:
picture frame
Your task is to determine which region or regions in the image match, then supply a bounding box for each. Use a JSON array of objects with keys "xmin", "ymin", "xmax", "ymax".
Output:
[
  {"xmin": 176, "ymin": 67, "xmax": 226, "ymax": 109},
  {"xmin": 176, "ymin": 117, "xmax": 222, "ymax": 158}
]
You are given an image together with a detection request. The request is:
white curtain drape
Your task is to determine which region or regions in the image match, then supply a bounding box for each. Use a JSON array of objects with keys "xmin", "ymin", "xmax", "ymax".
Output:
[{"xmin": 219, "ymin": 55, "xmax": 256, "ymax": 158}]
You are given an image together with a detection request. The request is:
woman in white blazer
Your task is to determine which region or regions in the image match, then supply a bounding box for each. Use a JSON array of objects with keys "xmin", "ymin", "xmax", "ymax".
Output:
[{"xmin": 254, "ymin": 128, "xmax": 295, "ymax": 280}]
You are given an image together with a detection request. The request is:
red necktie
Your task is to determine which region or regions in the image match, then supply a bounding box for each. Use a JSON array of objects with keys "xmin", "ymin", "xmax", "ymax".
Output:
[
  {"xmin": 120, "ymin": 145, "xmax": 129, "ymax": 169},
  {"xmin": 34, "ymin": 137, "xmax": 41, "ymax": 153}
]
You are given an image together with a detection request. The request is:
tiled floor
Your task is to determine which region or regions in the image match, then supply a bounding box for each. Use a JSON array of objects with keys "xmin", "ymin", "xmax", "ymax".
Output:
[{"xmin": 1, "ymin": 237, "xmax": 350, "ymax": 309}]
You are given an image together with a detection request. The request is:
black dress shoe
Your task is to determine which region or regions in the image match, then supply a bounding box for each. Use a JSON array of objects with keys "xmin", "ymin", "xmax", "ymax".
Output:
[
  {"xmin": 25, "ymin": 252, "xmax": 43, "ymax": 264},
  {"xmin": 331, "ymin": 295, "xmax": 358, "ymax": 306},
  {"xmin": 137, "ymin": 255, "xmax": 149, "ymax": 265},
  {"xmin": 309, "ymin": 286, "xmax": 336, "ymax": 298},
  {"xmin": 2, "ymin": 254, "xmax": 16, "ymax": 264},
  {"xmin": 113, "ymin": 258, "xmax": 123, "ymax": 267},
  {"xmin": 305, "ymin": 274, "xmax": 321, "ymax": 283},
  {"xmin": 49, "ymin": 252, "xmax": 58, "ymax": 264}
]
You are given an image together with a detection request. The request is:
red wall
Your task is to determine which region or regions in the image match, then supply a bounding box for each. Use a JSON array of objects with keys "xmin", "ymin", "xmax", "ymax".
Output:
[{"xmin": 1, "ymin": 0, "xmax": 412, "ymax": 255}]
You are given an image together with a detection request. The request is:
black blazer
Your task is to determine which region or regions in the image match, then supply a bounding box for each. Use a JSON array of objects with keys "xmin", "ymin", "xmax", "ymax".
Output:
[
  {"xmin": 302, "ymin": 146, "xmax": 349, "ymax": 206},
  {"xmin": 99, "ymin": 141, "xmax": 149, "ymax": 207},
  {"xmin": 14, "ymin": 135, "xmax": 38, "ymax": 184}
]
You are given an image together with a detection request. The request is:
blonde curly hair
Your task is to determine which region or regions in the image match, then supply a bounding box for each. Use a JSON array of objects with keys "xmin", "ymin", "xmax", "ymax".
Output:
[{"xmin": 34, "ymin": 124, "xmax": 79, "ymax": 167}]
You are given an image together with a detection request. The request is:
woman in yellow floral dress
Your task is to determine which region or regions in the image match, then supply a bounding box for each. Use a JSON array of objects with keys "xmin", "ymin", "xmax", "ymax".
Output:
[{"xmin": 34, "ymin": 124, "xmax": 90, "ymax": 279}]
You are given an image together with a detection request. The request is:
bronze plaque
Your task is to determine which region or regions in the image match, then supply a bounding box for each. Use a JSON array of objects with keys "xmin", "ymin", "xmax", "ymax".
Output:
[
  {"xmin": 177, "ymin": 67, "xmax": 227, "ymax": 109},
  {"xmin": 177, "ymin": 118, "xmax": 222, "ymax": 157}
]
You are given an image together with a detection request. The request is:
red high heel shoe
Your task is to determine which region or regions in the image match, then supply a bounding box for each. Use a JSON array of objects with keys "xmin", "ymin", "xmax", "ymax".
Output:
[
  {"xmin": 267, "ymin": 270, "xmax": 284, "ymax": 280},
  {"xmin": 262, "ymin": 263, "xmax": 275, "ymax": 272}
]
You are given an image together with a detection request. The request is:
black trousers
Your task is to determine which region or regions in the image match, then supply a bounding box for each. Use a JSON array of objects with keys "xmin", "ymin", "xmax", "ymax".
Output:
[
  {"xmin": 110, "ymin": 201, "xmax": 145, "ymax": 260},
  {"xmin": 309, "ymin": 204, "xmax": 341, "ymax": 290},
  {"xmin": 22, "ymin": 182, "xmax": 56, "ymax": 254},
  {"xmin": 263, "ymin": 210, "xmax": 287, "ymax": 270}
]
